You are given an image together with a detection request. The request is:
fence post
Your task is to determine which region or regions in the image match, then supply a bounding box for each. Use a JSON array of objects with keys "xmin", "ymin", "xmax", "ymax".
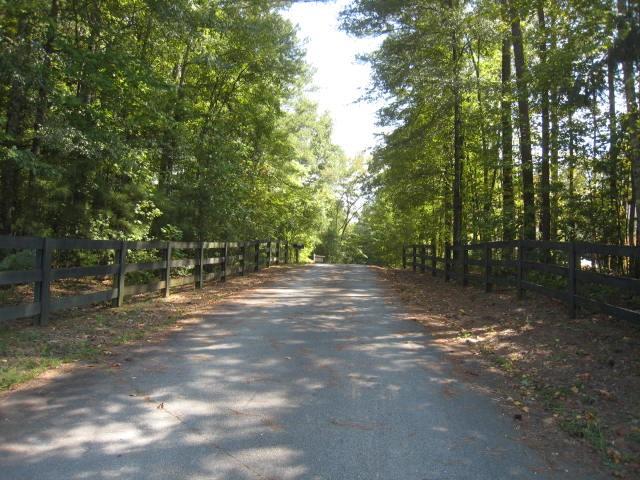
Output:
[
  {"xmin": 221, "ymin": 241, "xmax": 228, "ymax": 281},
  {"xmin": 38, "ymin": 238, "xmax": 52, "ymax": 326},
  {"xmin": 115, "ymin": 240, "xmax": 127, "ymax": 306},
  {"xmin": 517, "ymin": 240, "xmax": 524, "ymax": 299},
  {"xmin": 255, "ymin": 242, "xmax": 260, "ymax": 271},
  {"xmin": 444, "ymin": 243, "xmax": 451, "ymax": 282},
  {"xmin": 164, "ymin": 241, "xmax": 172, "ymax": 298},
  {"xmin": 241, "ymin": 242, "xmax": 247, "ymax": 276},
  {"xmin": 568, "ymin": 242, "xmax": 577, "ymax": 318},
  {"xmin": 402, "ymin": 245, "xmax": 407, "ymax": 269},
  {"xmin": 420, "ymin": 245, "xmax": 426, "ymax": 273},
  {"xmin": 462, "ymin": 245, "xmax": 469, "ymax": 286},
  {"xmin": 431, "ymin": 244, "xmax": 437, "ymax": 276},
  {"xmin": 484, "ymin": 243, "xmax": 493, "ymax": 293},
  {"xmin": 266, "ymin": 240, "xmax": 271, "ymax": 268},
  {"xmin": 412, "ymin": 246, "xmax": 417, "ymax": 272},
  {"xmin": 198, "ymin": 242, "xmax": 205, "ymax": 287},
  {"xmin": 34, "ymin": 244, "xmax": 42, "ymax": 305}
]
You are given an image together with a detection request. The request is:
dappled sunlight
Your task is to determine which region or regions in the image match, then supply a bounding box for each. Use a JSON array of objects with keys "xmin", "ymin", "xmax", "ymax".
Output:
[{"xmin": 0, "ymin": 265, "xmax": 570, "ymax": 479}]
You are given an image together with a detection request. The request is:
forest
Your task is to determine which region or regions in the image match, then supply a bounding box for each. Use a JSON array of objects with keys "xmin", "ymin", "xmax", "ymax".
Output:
[
  {"xmin": 1, "ymin": 0, "xmax": 639, "ymax": 266},
  {"xmin": 0, "ymin": 0, "xmax": 364, "ymax": 263},
  {"xmin": 342, "ymin": 0, "xmax": 640, "ymax": 265}
]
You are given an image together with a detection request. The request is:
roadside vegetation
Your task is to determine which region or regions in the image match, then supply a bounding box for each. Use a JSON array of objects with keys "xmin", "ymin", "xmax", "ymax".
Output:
[{"xmin": 0, "ymin": 1, "xmax": 362, "ymax": 260}]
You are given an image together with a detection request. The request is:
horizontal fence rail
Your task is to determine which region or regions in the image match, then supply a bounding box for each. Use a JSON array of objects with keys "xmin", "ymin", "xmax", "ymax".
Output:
[
  {"xmin": 0, "ymin": 236, "xmax": 305, "ymax": 325},
  {"xmin": 402, "ymin": 240, "xmax": 640, "ymax": 322}
]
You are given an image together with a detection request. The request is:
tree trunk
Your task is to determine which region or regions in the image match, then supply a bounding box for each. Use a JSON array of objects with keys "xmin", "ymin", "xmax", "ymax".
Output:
[
  {"xmin": 500, "ymin": 33, "xmax": 515, "ymax": 243},
  {"xmin": 450, "ymin": 0, "xmax": 464, "ymax": 247},
  {"xmin": 453, "ymin": 90, "xmax": 463, "ymax": 246},
  {"xmin": 471, "ymin": 40, "xmax": 491, "ymax": 241},
  {"xmin": 509, "ymin": 0, "xmax": 536, "ymax": 240},
  {"xmin": 549, "ymin": 11, "xmax": 560, "ymax": 241},
  {"xmin": 537, "ymin": 1, "xmax": 551, "ymax": 241},
  {"xmin": 623, "ymin": 60, "xmax": 640, "ymax": 245},
  {"xmin": 568, "ymin": 111, "xmax": 576, "ymax": 240},
  {"xmin": 607, "ymin": 52, "xmax": 623, "ymax": 244},
  {"xmin": 617, "ymin": 0, "xmax": 640, "ymax": 247}
]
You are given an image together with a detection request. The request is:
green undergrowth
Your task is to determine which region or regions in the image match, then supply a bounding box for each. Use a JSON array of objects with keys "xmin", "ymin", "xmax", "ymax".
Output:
[{"xmin": 0, "ymin": 304, "xmax": 174, "ymax": 391}]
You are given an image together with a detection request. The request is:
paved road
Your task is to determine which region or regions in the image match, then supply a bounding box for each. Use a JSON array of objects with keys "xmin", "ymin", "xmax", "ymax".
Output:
[{"xmin": 0, "ymin": 265, "xmax": 596, "ymax": 479}]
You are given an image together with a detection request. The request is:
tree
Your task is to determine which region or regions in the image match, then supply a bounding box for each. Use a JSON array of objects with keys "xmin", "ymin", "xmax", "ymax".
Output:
[
  {"xmin": 340, "ymin": 0, "xmax": 640, "ymax": 266},
  {"xmin": 0, "ymin": 0, "xmax": 347, "ymax": 250}
]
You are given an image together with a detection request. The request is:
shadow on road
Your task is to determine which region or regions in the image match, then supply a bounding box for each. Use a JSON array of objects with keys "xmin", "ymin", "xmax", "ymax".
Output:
[{"xmin": 0, "ymin": 265, "xmax": 599, "ymax": 479}]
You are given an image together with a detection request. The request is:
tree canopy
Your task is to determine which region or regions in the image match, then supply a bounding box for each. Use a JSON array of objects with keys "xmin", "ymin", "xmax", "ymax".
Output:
[
  {"xmin": 340, "ymin": 0, "xmax": 640, "ymax": 265},
  {"xmin": 2, "ymin": 0, "xmax": 639, "ymax": 265},
  {"xmin": 0, "ymin": 0, "xmax": 357, "ymax": 254}
]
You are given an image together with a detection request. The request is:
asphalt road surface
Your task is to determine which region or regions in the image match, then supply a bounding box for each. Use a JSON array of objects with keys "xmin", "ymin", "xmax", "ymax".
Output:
[{"xmin": 0, "ymin": 265, "xmax": 599, "ymax": 479}]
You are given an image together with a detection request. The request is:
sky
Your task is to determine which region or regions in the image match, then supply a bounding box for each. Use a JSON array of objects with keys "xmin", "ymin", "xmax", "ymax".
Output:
[{"xmin": 282, "ymin": 0, "xmax": 383, "ymax": 158}]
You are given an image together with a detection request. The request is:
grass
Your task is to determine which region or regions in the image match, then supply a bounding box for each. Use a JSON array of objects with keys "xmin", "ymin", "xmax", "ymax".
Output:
[
  {"xmin": 458, "ymin": 330, "xmax": 473, "ymax": 339},
  {"xmin": 0, "ymin": 357, "xmax": 63, "ymax": 390},
  {"xmin": 0, "ymin": 319, "xmax": 116, "ymax": 391},
  {"xmin": 560, "ymin": 414, "xmax": 608, "ymax": 456},
  {"xmin": 492, "ymin": 354, "xmax": 515, "ymax": 372},
  {"xmin": 0, "ymin": 300, "xmax": 185, "ymax": 391}
]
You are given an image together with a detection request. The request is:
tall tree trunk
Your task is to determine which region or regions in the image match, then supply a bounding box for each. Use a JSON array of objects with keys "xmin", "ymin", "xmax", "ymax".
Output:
[
  {"xmin": 590, "ymin": 90, "xmax": 600, "ymax": 241},
  {"xmin": 501, "ymin": 33, "xmax": 515, "ymax": 243},
  {"xmin": 549, "ymin": 11, "xmax": 560, "ymax": 241},
  {"xmin": 616, "ymin": 0, "xmax": 640, "ymax": 248},
  {"xmin": 509, "ymin": 0, "xmax": 536, "ymax": 240},
  {"xmin": 549, "ymin": 96, "xmax": 560, "ymax": 240},
  {"xmin": 471, "ymin": 40, "xmax": 491, "ymax": 241},
  {"xmin": 450, "ymin": 0, "xmax": 464, "ymax": 247},
  {"xmin": 537, "ymin": 1, "xmax": 551, "ymax": 241},
  {"xmin": 623, "ymin": 59, "xmax": 640, "ymax": 245},
  {"xmin": 629, "ymin": 199, "xmax": 636, "ymax": 248},
  {"xmin": 568, "ymin": 111, "xmax": 576, "ymax": 240},
  {"xmin": 607, "ymin": 52, "xmax": 623, "ymax": 244},
  {"xmin": 452, "ymin": 71, "xmax": 464, "ymax": 247}
]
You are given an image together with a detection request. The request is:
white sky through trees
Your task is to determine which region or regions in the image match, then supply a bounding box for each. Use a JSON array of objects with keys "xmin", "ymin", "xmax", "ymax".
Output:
[{"xmin": 283, "ymin": 0, "xmax": 382, "ymax": 158}]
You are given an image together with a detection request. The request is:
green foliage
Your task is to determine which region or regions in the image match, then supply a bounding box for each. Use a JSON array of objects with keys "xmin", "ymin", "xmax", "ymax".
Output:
[
  {"xmin": 0, "ymin": 0, "xmax": 352, "ymax": 251},
  {"xmin": 340, "ymin": 0, "xmax": 640, "ymax": 264},
  {"xmin": 0, "ymin": 250, "xmax": 35, "ymax": 271}
]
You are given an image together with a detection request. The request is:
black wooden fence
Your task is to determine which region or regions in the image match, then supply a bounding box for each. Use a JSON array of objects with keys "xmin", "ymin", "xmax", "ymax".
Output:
[
  {"xmin": 0, "ymin": 236, "xmax": 304, "ymax": 325},
  {"xmin": 402, "ymin": 240, "xmax": 640, "ymax": 322}
]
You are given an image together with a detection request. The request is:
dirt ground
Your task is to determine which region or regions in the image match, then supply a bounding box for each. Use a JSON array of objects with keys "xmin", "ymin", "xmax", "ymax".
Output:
[{"xmin": 376, "ymin": 267, "xmax": 640, "ymax": 479}]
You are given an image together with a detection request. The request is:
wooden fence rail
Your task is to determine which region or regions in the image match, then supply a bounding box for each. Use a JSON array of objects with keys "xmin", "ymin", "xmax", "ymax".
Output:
[
  {"xmin": 0, "ymin": 236, "xmax": 305, "ymax": 325},
  {"xmin": 402, "ymin": 240, "xmax": 640, "ymax": 322}
]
